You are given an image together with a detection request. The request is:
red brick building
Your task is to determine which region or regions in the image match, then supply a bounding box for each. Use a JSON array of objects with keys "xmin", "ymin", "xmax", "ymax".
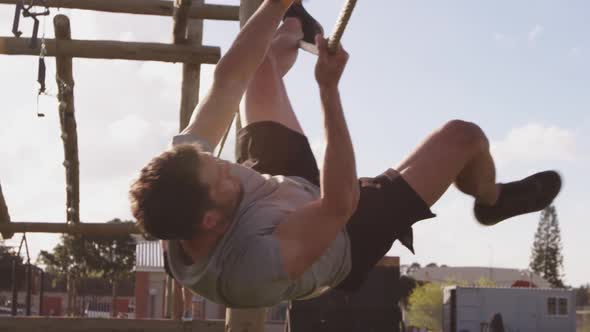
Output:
[
  {"xmin": 134, "ymin": 240, "xmax": 287, "ymax": 322},
  {"xmin": 134, "ymin": 240, "xmax": 228, "ymax": 320}
]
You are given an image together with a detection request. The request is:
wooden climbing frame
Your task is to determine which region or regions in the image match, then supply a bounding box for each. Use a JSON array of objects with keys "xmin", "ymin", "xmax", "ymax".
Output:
[
  {"xmin": 0, "ymin": 0, "xmax": 359, "ymax": 238},
  {"xmin": 0, "ymin": 0, "xmax": 240, "ymax": 237},
  {"xmin": 0, "ymin": 1, "xmax": 359, "ymax": 330}
]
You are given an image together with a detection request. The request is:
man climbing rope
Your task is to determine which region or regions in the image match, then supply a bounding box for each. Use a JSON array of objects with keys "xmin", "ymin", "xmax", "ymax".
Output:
[{"xmin": 129, "ymin": 0, "xmax": 562, "ymax": 308}]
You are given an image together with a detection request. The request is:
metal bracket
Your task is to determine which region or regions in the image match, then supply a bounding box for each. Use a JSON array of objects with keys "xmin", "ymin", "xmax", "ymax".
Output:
[
  {"xmin": 11, "ymin": 0, "xmax": 23, "ymax": 37},
  {"xmin": 11, "ymin": 0, "xmax": 50, "ymax": 48}
]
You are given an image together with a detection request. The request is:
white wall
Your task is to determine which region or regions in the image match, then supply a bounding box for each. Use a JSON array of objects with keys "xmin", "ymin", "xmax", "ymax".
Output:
[
  {"xmin": 147, "ymin": 272, "xmax": 166, "ymax": 319},
  {"xmin": 444, "ymin": 287, "xmax": 576, "ymax": 332}
]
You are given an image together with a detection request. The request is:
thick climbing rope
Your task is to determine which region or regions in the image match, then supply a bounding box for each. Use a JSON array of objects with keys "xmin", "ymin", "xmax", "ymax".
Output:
[
  {"xmin": 216, "ymin": 0, "xmax": 358, "ymax": 157},
  {"xmin": 327, "ymin": 0, "xmax": 357, "ymax": 54}
]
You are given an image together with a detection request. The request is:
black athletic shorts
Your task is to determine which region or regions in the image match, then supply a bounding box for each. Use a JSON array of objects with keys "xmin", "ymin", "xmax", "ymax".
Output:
[{"xmin": 236, "ymin": 121, "xmax": 435, "ymax": 292}]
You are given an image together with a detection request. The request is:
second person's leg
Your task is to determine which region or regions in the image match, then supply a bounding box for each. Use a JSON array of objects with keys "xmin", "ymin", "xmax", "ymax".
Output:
[
  {"xmin": 235, "ymin": 18, "xmax": 320, "ymax": 185},
  {"xmin": 240, "ymin": 18, "xmax": 305, "ymax": 134}
]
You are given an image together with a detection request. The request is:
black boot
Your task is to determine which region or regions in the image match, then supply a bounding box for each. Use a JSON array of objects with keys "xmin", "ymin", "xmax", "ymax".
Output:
[
  {"xmin": 284, "ymin": 2, "xmax": 324, "ymax": 54},
  {"xmin": 474, "ymin": 170, "xmax": 562, "ymax": 226}
]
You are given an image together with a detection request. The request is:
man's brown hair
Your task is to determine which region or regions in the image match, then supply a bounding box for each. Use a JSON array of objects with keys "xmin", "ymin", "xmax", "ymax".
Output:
[{"xmin": 129, "ymin": 144, "xmax": 212, "ymax": 240}]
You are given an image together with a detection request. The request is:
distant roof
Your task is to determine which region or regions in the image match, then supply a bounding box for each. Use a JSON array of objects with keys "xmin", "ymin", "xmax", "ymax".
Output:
[
  {"xmin": 408, "ymin": 266, "xmax": 551, "ymax": 288},
  {"xmin": 135, "ymin": 240, "xmax": 164, "ymax": 273}
]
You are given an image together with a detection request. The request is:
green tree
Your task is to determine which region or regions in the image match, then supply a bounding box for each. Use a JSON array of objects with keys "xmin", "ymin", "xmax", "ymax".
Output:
[
  {"xmin": 529, "ymin": 205, "xmax": 565, "ymax": 288},
  {"xmin": 0, "ymin": 241, "xmax": 25, "ymax": 290},
  {"xmin": 39, "ymin": 220, "xmax": 136, "ymax": 316},
  {"xmin": 407, "ymin": 262, "xmax": 422, "ymax": 274},
  {"xmin": 405, "ymin": 278, "xmax": 499, "ymax": 330},
  {"xmin": 399, "ymin": 275, "xmax": 418, "ymax": 307},
  {"xmin": 0, "ymin": 240, "xmax": 23, "ymax": 266},
  {"xmin": 406, "ymin": 282, "xmax": 444, "ymax": 331},
  {"xmin": 577, "ymin": 284, "xmax": 590, "ymax": 308},
  {"xmin": 84, "ymin": 219, "xmax": 136, "ymax": 317},
  {"xmin": 476, "ymin": 277, "xmax": 497, "ymax": 287},
  {"xmin": 39, "ymin": 234, "xmax": 93, "ymax": 316}
]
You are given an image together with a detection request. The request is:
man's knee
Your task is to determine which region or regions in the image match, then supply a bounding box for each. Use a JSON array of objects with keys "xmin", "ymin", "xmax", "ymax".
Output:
[{"xmin": 440, "ymin": 120, "xmax": 489, "ymax": 153}]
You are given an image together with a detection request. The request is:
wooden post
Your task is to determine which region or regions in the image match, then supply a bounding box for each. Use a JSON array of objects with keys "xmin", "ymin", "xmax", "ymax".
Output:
[
  {"xmin": 225, "ymin": 1, "xmax": 267, "ymax": 331},
  {"xmin": 53, "ymin": 15, "xmax": 80, "ymax": 224},
  {"xmin": 0, "ymin": 182, "xmax": 13, "ymax": 239},
  {"xmin": 39, "ymin": 270, "xmax": 45, "ymax": 316},
  {"xmin": 66, "ymin": 273, "xmax": 75, "ymax": 316},
  {"xmin": 176, "ymin": 0, "xmax": 204, "ymax": 130},
  {"xmin": 226, "ymin": 308, "xmax": 267, "ymax": 332},
  {"xmin": 167, "ymin": 0, "xmax": 205, "ymax": 318},
  {"xmin": 173, "ymin": 0, "xmax": 192, "ymax": 44},
  {"xmin": 164, "ymin": 276, "xmax": 173, "ymax": 318}
]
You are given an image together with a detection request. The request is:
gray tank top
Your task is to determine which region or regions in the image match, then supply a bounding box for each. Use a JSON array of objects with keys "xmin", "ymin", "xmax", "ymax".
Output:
[{"xmin": 167, "ymin": 134, "xmax": 351, "ymax": 308}]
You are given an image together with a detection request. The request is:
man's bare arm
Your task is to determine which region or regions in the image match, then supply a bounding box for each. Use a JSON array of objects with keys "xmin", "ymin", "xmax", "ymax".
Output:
[
  {"xmin": 274, "ymin": 37, "xmax": 359, "ymax": 279},
  {"xmin": 181, "ymin": 0, "xmax": 295, "ymax": 148}
]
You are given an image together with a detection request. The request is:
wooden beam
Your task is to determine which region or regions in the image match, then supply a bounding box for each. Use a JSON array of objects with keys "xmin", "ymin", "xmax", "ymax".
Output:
[
  {"xmin": 0, "ymin": 0, "xmax": 239, "ymax": 21},
  {"xmin": 377, "ymin": 256, "xmax": 400, "ymax": 267},
  {"xmin": 0, "ymin": 317, "xmax": 224, "ymax": 331},
  {"xmin": 178, "ymin": 0, "xmax": 203, "ymax": 130},
  {"xmin": 226, "ymin": 308, "xmax": 268, "ymax": 332},
  {"xmin": 54, "ymin": 15, "xmax": 80, "ymax": 224},
  {"xmin": 173, "ymin": 0, "xmax": 192, "ymax": 44},
  {"xmin": 0, "ymin": 222, "xmax": 141, "ymax": 236},
  {"xmin": 0, "ymin": 182, "xmax": 13, "ymax": 239},
  {"xmin": 0, "ymin": 37, "xmax": 220, "ymax": 64},
  {"xmin": 170, "ymin": 2, "xmax": 203, "ymax": 321}
]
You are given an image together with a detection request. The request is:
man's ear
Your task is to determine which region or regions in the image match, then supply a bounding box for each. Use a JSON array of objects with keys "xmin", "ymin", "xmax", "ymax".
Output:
[{"xmin": 201, "ymin": 210, "xmax": 222, "ymax": 231}]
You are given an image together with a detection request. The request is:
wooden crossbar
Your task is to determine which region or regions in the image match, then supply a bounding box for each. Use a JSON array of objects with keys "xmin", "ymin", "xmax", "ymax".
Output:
[
  {"xmin": 0, "ymin": 317, "xmax": 225, "ymax": 331},
  {"xmin": 0, "ymin": 0, "xmax": 239, "ymax": 21},
  {"xmin": 0, "ymin": 36, "xmax": 220, "ymax": 64},
  {"xmin": 0, "ymin": 222, "xmax": 141, "ymax": 236}
]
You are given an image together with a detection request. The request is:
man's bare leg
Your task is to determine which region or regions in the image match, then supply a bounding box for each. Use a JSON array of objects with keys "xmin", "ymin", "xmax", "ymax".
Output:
[
  {"xmin": 394, "ymin": 120, "xmax": 561, "ymax": 225},
  {"xmin": 240, "ymin": 18, "xmax": 305, "ymax": 134},
  {"xmin": 394, "ymin": 120, "xmax": 499, "ymax": 207}
]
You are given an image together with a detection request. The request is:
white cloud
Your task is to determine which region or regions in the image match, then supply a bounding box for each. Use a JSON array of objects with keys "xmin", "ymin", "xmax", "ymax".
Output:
[
  {"xmin": 119, "ymin": 31, "xmax": 135, "ymax": 42},
  {"xmin": 492, "ymin": 32, "xmax": 516, "ymax": 48},
  {"xmin": 138, "ymin": 62, "xmax": 182, "ymax": 86},
  {"xmin": 569, "ymin": 47, "xmax": 581, "ymax": 57},
  {"xmin": 528, "ymin": 24, "xmax": 544, "ymax": 46},
  {"xmin": 491, "ymin": 123, "xmax": 577, "ymax": 166},
  {"xmin": 107, "ymin": 114, "xmax": 152, "ymax": 145}
]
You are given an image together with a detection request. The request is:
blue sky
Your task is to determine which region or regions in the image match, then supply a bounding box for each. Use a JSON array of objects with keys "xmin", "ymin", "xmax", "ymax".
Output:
[{"xmin": 0, "ymin": 0, "xmax": 588, "ymax": 286}]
